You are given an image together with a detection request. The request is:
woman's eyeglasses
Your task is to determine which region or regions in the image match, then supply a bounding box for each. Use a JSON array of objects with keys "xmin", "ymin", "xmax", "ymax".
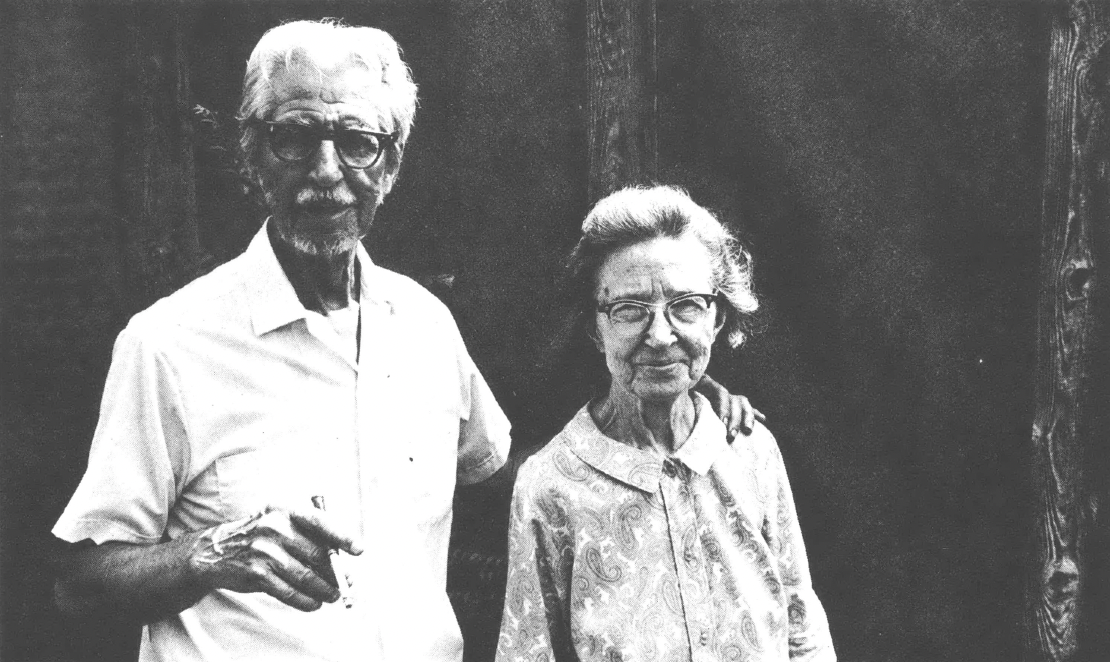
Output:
[
  {"xmin": 596, "ymin": 292, "xmax": 720, "ymax": 334},
  {"xmin": 259, "ymin": 121, "xmax": 398, "ymax": 169}
]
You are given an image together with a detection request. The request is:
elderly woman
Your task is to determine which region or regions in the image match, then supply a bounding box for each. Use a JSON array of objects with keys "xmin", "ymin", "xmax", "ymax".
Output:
[{"xmin": 496, "ymin": 186, "xmax": 835, "ymax": 661}]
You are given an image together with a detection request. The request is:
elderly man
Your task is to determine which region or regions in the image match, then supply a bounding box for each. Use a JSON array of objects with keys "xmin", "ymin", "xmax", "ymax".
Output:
[{"xmin": 53, "ymin": 19, "xmax": 759, "ymax": 662}]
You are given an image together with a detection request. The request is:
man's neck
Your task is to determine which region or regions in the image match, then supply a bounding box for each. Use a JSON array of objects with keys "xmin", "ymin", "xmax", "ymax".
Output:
[{"xmin": 267, "ymin": 221, "xmax": 359, "ymax": 314}]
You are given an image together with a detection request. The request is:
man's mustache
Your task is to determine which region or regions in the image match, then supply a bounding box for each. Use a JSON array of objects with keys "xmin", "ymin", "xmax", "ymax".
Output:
[{"xmin": 295, "ymin": 187, "xmax": 357, "ymax": 207}]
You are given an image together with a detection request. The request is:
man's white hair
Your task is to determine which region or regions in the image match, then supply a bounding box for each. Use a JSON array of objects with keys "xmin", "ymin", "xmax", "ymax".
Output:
[{"xmin": 237, "ymin": 19, "xmax": 418, "ymax": 181}]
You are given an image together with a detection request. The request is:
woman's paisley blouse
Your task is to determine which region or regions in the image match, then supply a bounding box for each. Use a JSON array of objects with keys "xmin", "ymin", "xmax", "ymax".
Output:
[{"xmin": 496, "ymin": 394, "xmax": 835, "ymax": 662}]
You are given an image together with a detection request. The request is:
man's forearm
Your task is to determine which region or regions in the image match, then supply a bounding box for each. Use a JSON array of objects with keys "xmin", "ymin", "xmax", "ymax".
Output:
[
  {"xmin": 56, "ymin": 508, "xmax": 360, "ymax": 621},
  {"xmin": 55, "ymin": 531, "xmax": 210, "ymax": 623}
]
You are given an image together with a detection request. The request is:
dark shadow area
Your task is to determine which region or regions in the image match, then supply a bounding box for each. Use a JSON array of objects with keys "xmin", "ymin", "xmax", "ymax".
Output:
[{"xmin": 2, "ymin": 2, "xmax": 1050, "ymax": 661}]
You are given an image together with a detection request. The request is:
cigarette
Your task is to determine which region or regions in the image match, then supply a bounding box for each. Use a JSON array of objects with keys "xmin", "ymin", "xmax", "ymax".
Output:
[{"xmin": 310, "ymin": 496, "xmax": 353, "ymax": 609}]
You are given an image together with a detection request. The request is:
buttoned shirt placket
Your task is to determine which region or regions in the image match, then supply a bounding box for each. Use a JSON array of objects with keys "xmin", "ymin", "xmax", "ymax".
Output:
[{"xmin": 658, "ymin": 457, "xmax": 717, "ymax": 662}]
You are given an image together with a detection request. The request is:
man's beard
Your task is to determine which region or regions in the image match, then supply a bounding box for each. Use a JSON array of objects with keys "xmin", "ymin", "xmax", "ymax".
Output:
[
  {"xmin": 265, "ymin": 185, "xmax": 380, "ymax": 257},
  {"xmin": 281, "ymin": 232, "xmax": 360, "ymax": 258}
]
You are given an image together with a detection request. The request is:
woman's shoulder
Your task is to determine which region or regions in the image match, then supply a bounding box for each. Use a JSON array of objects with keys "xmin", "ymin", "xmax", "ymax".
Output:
[
  {"xmin": 517, "ymin": 432, "xmax": 580, "ymax": 484},
  {"xmin": 727, "ymin": 418, "xmax": 783, "ymax": 465},
  {"xmin": 514, "ymin": 408, "xmax": 595, "ymax": 492}
]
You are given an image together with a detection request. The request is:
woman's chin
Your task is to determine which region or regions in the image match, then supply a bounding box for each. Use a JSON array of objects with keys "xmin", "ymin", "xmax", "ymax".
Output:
[{"xmin": 629, "ymin": 378, "xmax": 694, "ymax": 403}]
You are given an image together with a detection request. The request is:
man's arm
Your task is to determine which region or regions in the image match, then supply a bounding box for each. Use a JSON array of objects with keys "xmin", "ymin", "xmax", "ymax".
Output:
[{"xmin": 55, "ymin": 507, "xmax": 362, "ymax": 622}]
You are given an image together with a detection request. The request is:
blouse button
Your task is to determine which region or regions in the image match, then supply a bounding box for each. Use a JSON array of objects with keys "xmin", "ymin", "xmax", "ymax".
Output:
[{"xmin": 699, "ymin": 630, "xmax": 710, "ymax": 646}]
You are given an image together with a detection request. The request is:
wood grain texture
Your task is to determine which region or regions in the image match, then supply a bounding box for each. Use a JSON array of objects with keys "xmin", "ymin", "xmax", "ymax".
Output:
[
  {"xmin": 1028, "ymin": 1, "xmax": 1110, "ymax": 659},
  {"xmin": 117, "ymin": 3, "xmax": 207, "ymax": 310},
  {"xmin": 586, "ymin": 0, "xmax": 656, "ymax": 202}
]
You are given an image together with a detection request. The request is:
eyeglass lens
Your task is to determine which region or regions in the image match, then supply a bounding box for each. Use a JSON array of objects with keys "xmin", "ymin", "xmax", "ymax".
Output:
[
  {"xmin": 607, "ymin": 295, "xmax": 714, "ymax": 328},
  {"xmin": 269, "ymin": 125, "xmax": 386, "ymax": 169}
]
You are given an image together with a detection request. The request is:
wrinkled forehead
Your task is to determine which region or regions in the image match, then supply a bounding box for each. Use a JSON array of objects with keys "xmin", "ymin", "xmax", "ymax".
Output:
[
  {"xmin": 269, "ymin": 52, "xmax": 378, "ymax": 98},
  {"xmin": 281, "ymin": 42, "xmax": 388, "ymax": 81},
  {"xmin": 267, "ymin": 56, "xmax": 391, "ymax": 119},
  {"xmin": 594, "ymin": 235, "xmax": 716, "ymax": 299}
]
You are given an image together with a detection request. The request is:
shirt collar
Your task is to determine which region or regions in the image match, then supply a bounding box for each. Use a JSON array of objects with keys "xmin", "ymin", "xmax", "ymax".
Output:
[
  {"xmin": 244, "ymin": 219, "xmax": 382, "ymax": 336},
  {"xmin": 564, "ymin": 392, "xmax": 730, "ymax": 493}
]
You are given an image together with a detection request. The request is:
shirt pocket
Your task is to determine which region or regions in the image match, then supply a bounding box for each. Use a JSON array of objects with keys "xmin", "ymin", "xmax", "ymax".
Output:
[
  {"xmin": 392, "ymin": 404, "xmax": 459, "ymax": 525},
  {"xmin": 215, "ymin": 445, "xmax": 311, "ymax": 519}
]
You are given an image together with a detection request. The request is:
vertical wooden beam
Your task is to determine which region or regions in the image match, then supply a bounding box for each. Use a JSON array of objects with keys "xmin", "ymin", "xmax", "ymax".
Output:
[
  {"xmin": 586, "ymin": 0, "xmax": 657, "ymax": 203},
  {"xmin": 116, "ymin": 2, "xmax": 207, "ymax": 311},
  {"xmin": 1028, "ymin": 2, "xmax": 1110, "ymax": 660}
]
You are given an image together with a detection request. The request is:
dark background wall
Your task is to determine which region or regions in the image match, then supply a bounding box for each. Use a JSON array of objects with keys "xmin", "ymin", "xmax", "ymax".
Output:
[{"xmin": 1, "ymin": 1, "xmax": 1049, "ymax": 660}]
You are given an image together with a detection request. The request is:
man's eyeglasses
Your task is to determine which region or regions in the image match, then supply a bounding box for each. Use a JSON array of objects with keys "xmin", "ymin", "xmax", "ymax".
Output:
[
  {"xmin": 596, "ymin": 292, "xmax": 720, "ymax": 335},
  {"xmin": 259, "ymin": 121, "xmax": 398, "ymax": 169}
]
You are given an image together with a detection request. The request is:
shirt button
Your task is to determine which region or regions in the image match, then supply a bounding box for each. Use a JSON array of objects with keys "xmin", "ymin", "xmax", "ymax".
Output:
[{"xmin": 699, "ymin": 630, "xmax": 710, "ymax": 646}]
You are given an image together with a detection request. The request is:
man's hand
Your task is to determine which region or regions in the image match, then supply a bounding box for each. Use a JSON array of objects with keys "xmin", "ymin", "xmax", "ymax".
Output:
[
  {"xmin": 55, "ymin": 505, "xmax": 364, "ymax": 622},
  {"xmin": 187, "ymin": 506, "xmax": 363, "ymax": 612},
  {"xmin": 695, "ymin": 374, "xmax": 765, "ymax": 441}
]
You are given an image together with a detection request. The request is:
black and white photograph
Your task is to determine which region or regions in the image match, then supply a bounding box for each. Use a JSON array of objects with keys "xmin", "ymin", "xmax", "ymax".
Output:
[{"xmin": 2, "ymin": 1, "xmax": 1105, "ymax": 661}]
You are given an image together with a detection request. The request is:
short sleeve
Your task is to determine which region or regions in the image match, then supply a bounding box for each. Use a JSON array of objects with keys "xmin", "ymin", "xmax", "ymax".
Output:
[
  {"xmin": 52, "ymin": 326, "xmax": 189, "ymax": 544},
  {"xmin": 762, "ymin": 435, "xmax": 836, "ymax": 662},
  {"xmin": 496, "ymin": 457, "xmax": 574, "ymax": 662},
  {"xmin": 454, "ymin": 332, "xmax": 511, "ymax": 486}
]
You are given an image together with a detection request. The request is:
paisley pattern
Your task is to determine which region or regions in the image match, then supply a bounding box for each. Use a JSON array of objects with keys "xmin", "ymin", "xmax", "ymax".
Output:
[{"xmin": 497, "ymin": 395, "xmax": 836, "ymax": 662}]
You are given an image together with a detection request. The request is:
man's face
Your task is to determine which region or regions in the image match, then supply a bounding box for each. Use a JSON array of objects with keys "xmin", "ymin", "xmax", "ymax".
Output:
[{"xmin": 257, "ymin": 61, "xmax": 401, "ymax": 257}]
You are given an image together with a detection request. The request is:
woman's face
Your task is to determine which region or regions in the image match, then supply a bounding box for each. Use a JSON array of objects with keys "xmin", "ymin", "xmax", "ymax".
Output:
[{"xmin": 593, "ymin": 235, "xmax": 724, "ymax": 404}]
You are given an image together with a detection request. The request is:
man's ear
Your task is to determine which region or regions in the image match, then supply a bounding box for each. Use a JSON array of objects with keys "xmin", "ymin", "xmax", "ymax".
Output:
[
  {"xmin": 380, "ymin": 172, "xmax": 397, "ymax": 197},
  {"xmin": 380, "ymin": 144, "xmax": 405, "ymax": 197}
]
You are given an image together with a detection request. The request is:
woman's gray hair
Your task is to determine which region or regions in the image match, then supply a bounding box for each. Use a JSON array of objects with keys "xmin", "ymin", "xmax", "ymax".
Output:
[
  {"xmin": 566, "ymin": 185, "xmax": 759, "ymax": 348},
  {"xmin": 237, "ymin": 19, "xmax": 418, "ymax": 184}
]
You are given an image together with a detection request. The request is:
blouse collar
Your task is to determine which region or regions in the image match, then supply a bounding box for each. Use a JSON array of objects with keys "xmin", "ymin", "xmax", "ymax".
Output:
[{"xmin": 562, "ymin": 392, "xmax": 730, "ymax": 493}]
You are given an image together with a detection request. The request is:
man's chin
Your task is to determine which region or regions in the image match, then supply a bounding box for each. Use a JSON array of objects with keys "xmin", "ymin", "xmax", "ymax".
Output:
[
  {"xmin": 271, "ymin": 215, "xmax": 366, "ymax": 257},
  {"xmin": 274, "ymin": 225, "xmax": 359, "ymax": 258},
  {"xmin": 288, "ymin": 235, "xmax": 359, "ymax": 258}
]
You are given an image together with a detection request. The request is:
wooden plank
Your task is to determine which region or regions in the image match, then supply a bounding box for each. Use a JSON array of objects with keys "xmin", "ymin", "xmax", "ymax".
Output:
[
  {"xmin": 1027, "ymin": 1, "xmax": 1110, "ymax": 659},
  {"xmin": 116, "ymin": 2, "xmax": 207, "ymax": 311},
  {"xmin": 586, "ymin": 0, "xmax": 657, "ymax": 202}
]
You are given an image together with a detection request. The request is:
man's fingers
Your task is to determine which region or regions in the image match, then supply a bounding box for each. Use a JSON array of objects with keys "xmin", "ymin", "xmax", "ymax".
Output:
[
  {"xmin": 260, "ymin": 571, "xmax": 322, "ymax": 612},
  {"xmin": 288, "ymin": 509, "xmax": 364, "ymax": 556},
  {"xmin": 739, "ymin": 398, "xmax": 754, "ymax": 435},
  {"xmin": 249, "ymin": 537, "xmax": 339, "ymax": 605},
  {"xmin": 735, "ymin": 396, "xmax": 767, "ymax": 433}
]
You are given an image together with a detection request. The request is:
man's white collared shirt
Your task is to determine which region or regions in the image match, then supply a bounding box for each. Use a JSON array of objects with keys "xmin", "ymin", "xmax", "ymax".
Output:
[{"xmin": 53, "ymin": 224, "xmax": 512, "ymax": 661}]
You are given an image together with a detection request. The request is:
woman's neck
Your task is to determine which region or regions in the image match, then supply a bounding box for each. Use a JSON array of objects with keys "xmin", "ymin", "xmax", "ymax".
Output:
[
  {"xmin": 590, "ymin": 388, "xmax": 697, "ymax": 456},
  {"xmin": 268, "ymin": 221, "xmax": 359, "ymax": 314}
]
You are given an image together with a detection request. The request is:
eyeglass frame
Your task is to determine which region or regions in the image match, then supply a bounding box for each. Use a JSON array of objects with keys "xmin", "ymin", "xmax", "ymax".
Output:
[
  {"xmin": 255, "ymin": 120, "xmax": 399, "ymax": 170},
  {"xmin": 595, "ymin": 292, "xmax": 722, "ymax": 333}
]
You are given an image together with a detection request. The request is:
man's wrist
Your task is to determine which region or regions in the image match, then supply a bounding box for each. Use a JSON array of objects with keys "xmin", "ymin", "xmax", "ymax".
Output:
[{"xmin": 181, "ymin": 528, "xmax": 216, "ymax": 593}]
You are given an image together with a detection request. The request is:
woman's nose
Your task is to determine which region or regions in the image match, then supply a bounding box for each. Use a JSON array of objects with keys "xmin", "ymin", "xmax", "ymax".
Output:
[
  {"xmin": 308, "ymin": 140, "xmax": 344, "ymax": 186},
  {"xmin": 642, "ymin": 309, "xmax": 677, "ymax": 346}
]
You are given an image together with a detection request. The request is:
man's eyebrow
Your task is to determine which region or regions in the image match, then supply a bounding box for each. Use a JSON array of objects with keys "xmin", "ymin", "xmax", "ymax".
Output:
[
  {"xmin": 270, "ymin": 112, "xmax": 316, "ymax": 126},
  {"xmin": 338, "ymin": 115, "xmax": 388, "ymax": 129}
]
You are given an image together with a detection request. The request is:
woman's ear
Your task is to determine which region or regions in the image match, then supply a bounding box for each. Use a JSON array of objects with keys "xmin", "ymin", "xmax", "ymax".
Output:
[
  {"xmin": 587, "ymin": 324, "xmax": 604, "ymax": 353},
  {"xmin": 712, "ymin": 307, "xmax": 726, "ymax": 339}
]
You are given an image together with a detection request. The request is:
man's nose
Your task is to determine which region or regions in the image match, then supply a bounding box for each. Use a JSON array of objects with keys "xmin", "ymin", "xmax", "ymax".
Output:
[
  {"xmin": 643, "ymin": 308, "xmax": 677, "ymax": 346},
  {"xmin": 308, "ymin": 140, "xmax": 344, "ymax": 186}
]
